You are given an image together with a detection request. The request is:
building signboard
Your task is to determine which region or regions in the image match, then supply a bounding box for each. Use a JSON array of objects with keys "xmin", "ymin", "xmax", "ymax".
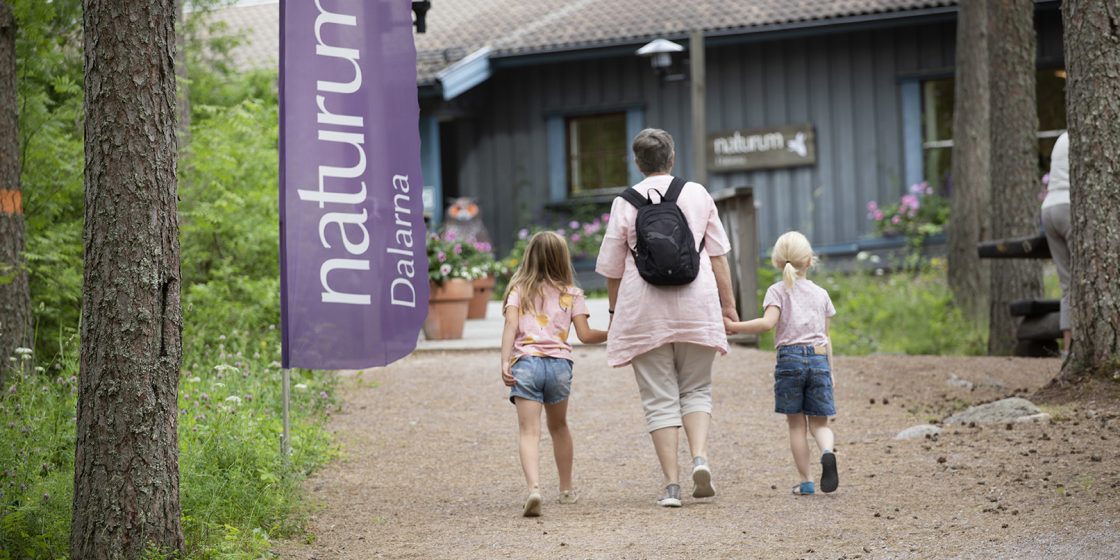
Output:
[{"xmin": 708, "ymin": 124, "xmax": 816, "ymax": 172}]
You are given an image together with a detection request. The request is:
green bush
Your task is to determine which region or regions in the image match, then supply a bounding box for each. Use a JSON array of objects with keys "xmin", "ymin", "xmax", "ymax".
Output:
[{"xmin": 754, "ymin": 259, "xmax": 987, "ymax": 356}]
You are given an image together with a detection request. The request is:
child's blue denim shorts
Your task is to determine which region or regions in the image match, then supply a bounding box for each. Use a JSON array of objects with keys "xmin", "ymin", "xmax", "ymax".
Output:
[
  {"xmin": 509, "ymin": 356, "xmax": 573, "ymax": 405},
  {"xmin": 774, "ymin": 345, "xmax": 836, "ymax": 416}
]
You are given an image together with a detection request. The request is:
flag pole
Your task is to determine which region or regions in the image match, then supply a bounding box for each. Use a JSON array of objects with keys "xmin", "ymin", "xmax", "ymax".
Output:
[{"xmin": 281, "ymin": 368, "xmax": 292, "ymax": 459}]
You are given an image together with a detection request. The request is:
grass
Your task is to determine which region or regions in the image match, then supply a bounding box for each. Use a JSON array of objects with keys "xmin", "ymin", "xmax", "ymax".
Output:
[
  {"xmin": 754, "ymin": 259, "xmax": 988, "ymax": 356},
  {"xmin": 0, "ymin": 324, "xmax": 339, "ymax": 559}
]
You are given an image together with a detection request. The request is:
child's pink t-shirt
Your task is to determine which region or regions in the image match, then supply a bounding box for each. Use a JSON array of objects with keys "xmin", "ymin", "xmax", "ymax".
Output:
[
  {"xmin": 762, "ymin": 279, "xmax": 836, "ymax": 348},
  {"xmin": 505, "ymin": 285, "xmax": 590, "ymax": 363}
]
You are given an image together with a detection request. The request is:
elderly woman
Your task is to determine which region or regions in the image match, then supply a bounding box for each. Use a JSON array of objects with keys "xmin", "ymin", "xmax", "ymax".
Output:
[{"xmin": 596, "ymin": 128, "xmax": 738, "ymax": 507}]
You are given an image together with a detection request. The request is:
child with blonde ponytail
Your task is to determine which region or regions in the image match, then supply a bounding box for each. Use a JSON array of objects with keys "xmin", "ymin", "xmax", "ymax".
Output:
[{"xmin": 724, "ymin": 231, "xmax": 839, "ymax": 495}]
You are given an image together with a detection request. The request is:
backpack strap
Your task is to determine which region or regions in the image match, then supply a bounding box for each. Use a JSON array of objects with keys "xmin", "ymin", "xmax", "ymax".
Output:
[
  {"xmin": 663, "ymin": 176, "xmax": 688, "ymax": 202},
  {"xmin": 619, "ymin": 187, "xmax": 649, "ymax": 209},
  {"xmin": 663, "ymin": 176, "xmax": 706, "ymax": 253}
]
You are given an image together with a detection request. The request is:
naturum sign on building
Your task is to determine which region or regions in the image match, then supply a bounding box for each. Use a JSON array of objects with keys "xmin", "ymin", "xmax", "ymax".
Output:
[{"xmin": 707, "ymin": 124, "xmax": 816, "ymax": 172}]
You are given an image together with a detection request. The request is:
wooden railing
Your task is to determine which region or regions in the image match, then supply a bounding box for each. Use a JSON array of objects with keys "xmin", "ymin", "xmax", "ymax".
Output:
[{"xmin": 713, "ymin": 186, "xmax": 759, "ymax": 346}]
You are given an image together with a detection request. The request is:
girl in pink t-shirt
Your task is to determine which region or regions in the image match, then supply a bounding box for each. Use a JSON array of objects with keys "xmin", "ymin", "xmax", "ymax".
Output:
[
  {"xmin": 501, "ymin": 231, "xmax": 607, "ymax": 516},
  {"xmin": 724, "ymin": 231, "xmax": 839, "ymax": 496}
]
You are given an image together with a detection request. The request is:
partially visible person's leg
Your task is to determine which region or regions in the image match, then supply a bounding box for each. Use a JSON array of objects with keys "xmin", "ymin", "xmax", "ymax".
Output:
[
  {"xmin": 809, "ymin": 415, "xmax": 839, "ymax": 492},
  {"xmin": 787, "ymin": 414, "xmax": 811, "ymax": 483},
  {"xmin": 544, "ymin": 399, "xmax": 573, "ymax": 492},
  {"xmin": 677, "ymin": 343, "xmax": 716, "ymax": 460},
  {"xmin": 515, "ymin": 398, "xmax": 544, "ymax": 491},
  {"xmin": 632, "ymin": 345, "xmax": 683, "ymax": 486},
  {"xmin": 1043, "ymin": 204, "xmax": 1072, "ymax": 351},
  {"xmin": 677, "ymin": 343, "xmax": 718, "ymax": 498},
  {"xmin": 681, "ymin": 413, "xmax": 710, "ymax": 462},
  {"xmin": 807, "ymin": 415, "xmax": 834, "ymax": 453},
  {"xmin": 649, "ymin": 426, "xmax": 680, "ymax": 484}
]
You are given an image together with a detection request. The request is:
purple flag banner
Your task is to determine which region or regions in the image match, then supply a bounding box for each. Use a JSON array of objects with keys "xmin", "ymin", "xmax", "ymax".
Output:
[{"xmin": 279, "ymin": 0, "xmax": 428, "ymax": 369}]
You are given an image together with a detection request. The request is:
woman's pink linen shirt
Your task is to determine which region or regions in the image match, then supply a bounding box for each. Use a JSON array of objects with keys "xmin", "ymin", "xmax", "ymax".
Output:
[{"xmin": 595, "ymin": 175, "xmax": 732, "ymax": 367}]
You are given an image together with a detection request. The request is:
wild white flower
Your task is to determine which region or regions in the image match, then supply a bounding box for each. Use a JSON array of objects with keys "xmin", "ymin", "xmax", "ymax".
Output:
[
  {"xmin": 224, "ymin": 396, "xmax": 242, "ymax": 405},
  {"xmin": 35, "ymin": 367, "xmax": 45, "ymax": 373},
  {"xmin": 213, "ymin": 382, "xmax": 225, "ymax": 388},
  {"xmin": 869, "ymin": 255, "xmax": 882, "ymax": 264},
  {"xmin": 294, "ymin": 383, "xmax": 308, "ymax": 391},
  {"xmin": 187, "ymin": 377, "xmax": 201, "ymax": 383},
  {"xmin": 856, "ymin": 251, "xmax": 869, "ymax": 261},
  {"xmin": 13, "ymin": 347, "xmax": 32, "ymax": 356},
  {"xmin": 875, "ymin": 268, "xmax": 885, "ymax": 276},
  {"xmin": 213, "ymin": 364, "xmax": 239, "ymax": 374}
]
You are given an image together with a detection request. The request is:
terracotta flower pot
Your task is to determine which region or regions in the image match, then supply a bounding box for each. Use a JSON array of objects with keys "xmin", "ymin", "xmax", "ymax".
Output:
[
  {"xmin": 467, "ymin": 275, "xmax": 496, "ymax": 319},
  {"xmin": 423, "ymin": 279, "xmax": 474, "ymax": 340}
]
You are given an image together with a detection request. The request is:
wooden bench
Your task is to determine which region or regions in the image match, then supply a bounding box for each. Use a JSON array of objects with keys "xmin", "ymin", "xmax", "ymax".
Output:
[{"xmin": 977, "ymin": 233, "xmax": 1061, "ymax": 357}]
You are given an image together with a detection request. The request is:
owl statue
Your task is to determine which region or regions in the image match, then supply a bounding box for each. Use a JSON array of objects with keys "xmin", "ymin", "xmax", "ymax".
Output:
[{"xmin": 441, "ymin": 197, "xmax": 491, "ymax": 246}]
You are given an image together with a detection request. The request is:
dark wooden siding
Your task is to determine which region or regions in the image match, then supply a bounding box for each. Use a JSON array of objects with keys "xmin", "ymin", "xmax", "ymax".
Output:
[{"xmin": 431, "ymin": 12, "xmax": 1063, "ymax": 255}]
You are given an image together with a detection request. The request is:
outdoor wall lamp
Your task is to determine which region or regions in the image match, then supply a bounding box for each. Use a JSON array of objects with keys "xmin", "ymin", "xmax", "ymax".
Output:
[
  {"xmin": 636, "ymin": 38, "xmax": 686, "ymax": 81},
  {"xmin": 412, "ymin": 1, "xmax": 431, "ymax": 33},
  {"xmin": 638, "ymin": 32, "xmax": 708, "ymax": 185}
]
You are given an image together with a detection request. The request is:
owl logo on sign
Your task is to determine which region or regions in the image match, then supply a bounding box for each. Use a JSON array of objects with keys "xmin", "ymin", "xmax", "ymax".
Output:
[{"xmin": 441, "ymin": 197, "xmax": 491, "ymax": 245}]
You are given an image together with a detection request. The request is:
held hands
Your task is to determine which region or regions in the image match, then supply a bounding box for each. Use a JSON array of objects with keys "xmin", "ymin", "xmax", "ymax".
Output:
[{"xmin": 723, "ymin": 316, "xmax": 739, "ymax": 335}]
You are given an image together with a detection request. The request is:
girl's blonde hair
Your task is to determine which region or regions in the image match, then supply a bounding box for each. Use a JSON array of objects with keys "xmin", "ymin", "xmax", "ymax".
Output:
[
  {"xmin": 771, "ymin": 231, "xmax": 816, "ymax": 290},
  {"xmin": 503, "ymin": 231, "xmax": 576, "ymax": 314}
]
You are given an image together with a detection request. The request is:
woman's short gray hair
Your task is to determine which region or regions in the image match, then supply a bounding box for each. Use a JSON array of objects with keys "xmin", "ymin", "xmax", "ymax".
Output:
[{"xmin": 632, "ymin": 128, "xmax": 675, "ymax": 175}]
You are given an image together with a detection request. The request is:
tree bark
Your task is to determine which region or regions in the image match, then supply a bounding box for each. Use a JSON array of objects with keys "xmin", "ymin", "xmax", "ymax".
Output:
[
  {"xmin": 948, "ymin": 0, "xmax": 991, "ymax": 323},
  {"xmin": 986, "ymin": 0, "xmax": 1043, "ymax": 355},
  {"xmin": 1058, "ymin": 0, "xmax": 1120, "ymax": 380},
  {"xmin": 71, "ymin": 1, "xmax": 184, "ymax": 558},
  {"xmin": 0, "ymin": 1, "xmax": 30, "ymax": 389}
]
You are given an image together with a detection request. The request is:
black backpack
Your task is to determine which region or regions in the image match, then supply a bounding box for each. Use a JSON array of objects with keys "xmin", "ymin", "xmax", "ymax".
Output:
[{"xmin": 618, "ymin": 176, "xmax": 705, "ymax": 286}]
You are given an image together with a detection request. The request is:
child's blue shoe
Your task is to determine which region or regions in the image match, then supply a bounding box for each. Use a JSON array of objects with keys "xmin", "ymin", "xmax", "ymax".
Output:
[{"xmin": 792, "ymin": 481, "xmax": 815, "ymax": 495}]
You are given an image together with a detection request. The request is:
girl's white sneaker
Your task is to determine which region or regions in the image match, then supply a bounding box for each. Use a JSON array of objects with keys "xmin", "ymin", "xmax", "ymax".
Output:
[{"xmin": 523, "ymin": 489, "xmax": 542, "ymax": 517}]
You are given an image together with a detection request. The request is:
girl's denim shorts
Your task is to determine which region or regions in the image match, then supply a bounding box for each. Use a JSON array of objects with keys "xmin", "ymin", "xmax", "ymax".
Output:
[
  {"xmin": 774, "ymin": 345, "xmax": 836, "ymax": 416},
  {"xmin": 509, "ymin": 355, "xmax": 573, "ymax": 405}
]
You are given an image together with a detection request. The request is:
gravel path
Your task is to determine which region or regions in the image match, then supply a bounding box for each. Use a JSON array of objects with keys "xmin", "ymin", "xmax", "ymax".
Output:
[{"xmin": 276, "ymin": 348, "xmax": 1120, "ymax": 559}]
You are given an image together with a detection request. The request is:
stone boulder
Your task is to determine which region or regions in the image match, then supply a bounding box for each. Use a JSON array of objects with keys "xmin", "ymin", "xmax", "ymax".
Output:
[
  {"xmin": 944, "ymin": 397, "xmax": 1043, "ymax": 425},
  {"xmin": 895, "ymin": 424, "xmax": 942, "ymax": 440}
]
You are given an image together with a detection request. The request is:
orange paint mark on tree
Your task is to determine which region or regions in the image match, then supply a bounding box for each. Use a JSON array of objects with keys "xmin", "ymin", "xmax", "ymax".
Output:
[{"xmin": 0, "ymin": 189, "xmax": 20, "ymax": 215}]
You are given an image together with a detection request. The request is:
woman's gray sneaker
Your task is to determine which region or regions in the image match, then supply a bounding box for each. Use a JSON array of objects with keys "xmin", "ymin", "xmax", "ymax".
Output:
[
  {"xmin": 691, "ymin": 456, "xmax": 715, "ymax": 498},
  {"xmin": 657, "ymin": 483, "xmax": 682, "ymax": 507}
]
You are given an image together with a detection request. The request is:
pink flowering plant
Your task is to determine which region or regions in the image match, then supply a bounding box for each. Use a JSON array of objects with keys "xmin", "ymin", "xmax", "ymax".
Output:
[
  {"xmin": 509, "ymin": 213, "xmax": 611, "ymax": 263},
  {"xmin": 866, "ymin": 182, "xmax": 949, "ymax": 243},
  {"xmin": 427, "ymin": 231, "xmax": 491, "ymax": 285}
]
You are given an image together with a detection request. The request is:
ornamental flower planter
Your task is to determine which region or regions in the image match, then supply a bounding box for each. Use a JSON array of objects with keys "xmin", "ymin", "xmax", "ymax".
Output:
[
  {"xmin": 467, "ymin": 275, "xmax": 496, "ymax": 320},
  {"xmin": 424, "ymin": 279, "xmax": 473, "ymax": 340}
]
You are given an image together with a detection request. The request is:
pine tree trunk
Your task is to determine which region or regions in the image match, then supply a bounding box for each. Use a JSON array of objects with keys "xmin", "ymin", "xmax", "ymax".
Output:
[
  {"xmin": 986, "ymin": 0, "xmax": 1043, "ymax": 355},
  {"xmin": 0, "ymin": 0, "xmax": 30, "ymax": 388},
  {"xmin": 1058, "ymin": 0, "xmax": 1120, "ymax": 380},
  {"xmin": 948, "ymin": 0, "xmax": 991, "ymax": 323},
  {"xmin": 71, "ymin": 1, "xmax": 184, "ymax": 558}
]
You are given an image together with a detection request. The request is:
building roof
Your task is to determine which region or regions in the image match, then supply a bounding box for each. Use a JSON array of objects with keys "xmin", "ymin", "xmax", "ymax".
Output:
[{"xmin": 211, "ymin": 0, "xmax": 956, "ymax": 86}]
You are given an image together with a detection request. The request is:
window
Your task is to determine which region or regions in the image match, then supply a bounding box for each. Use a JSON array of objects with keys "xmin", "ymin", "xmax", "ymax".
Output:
[
  {"xmin": 566, "ymin": 113, "xmax": 629, "ymax": 194},
  {"xmin": 918, "ymin": 69, "xmax": 1068, "ymax": 193}
]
